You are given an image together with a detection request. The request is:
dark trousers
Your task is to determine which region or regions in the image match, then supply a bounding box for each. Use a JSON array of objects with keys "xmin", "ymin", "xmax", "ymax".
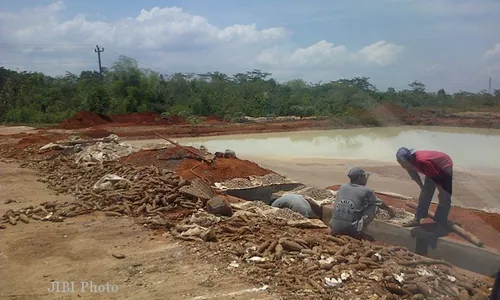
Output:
[
  {"xmin": 492, "ymin": 269, "xmax": 500, "ymax": 300},
  {"xmin": 415, "ymin": 169, "xmax": 453, "ymax": 224}
]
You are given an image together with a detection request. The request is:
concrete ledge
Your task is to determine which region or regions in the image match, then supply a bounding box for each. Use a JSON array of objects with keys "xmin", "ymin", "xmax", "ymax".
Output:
[
  {"xmin": 223, "ymin": 183, "xmax": 305, "ymax": 205},
  {"xmin": 366, "ymin": 219, "xmax": 500, "ymax": 277}
]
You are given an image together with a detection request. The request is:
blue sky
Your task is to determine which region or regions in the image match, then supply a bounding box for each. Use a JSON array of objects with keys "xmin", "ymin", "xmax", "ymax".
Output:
[{"xmin": 1, "ymin": 0, "xmax": 500, "ymax": 92}]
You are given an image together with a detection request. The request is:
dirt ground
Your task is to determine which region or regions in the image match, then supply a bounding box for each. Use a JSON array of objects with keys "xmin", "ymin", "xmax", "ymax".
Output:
[
  {"xmin": 0, "ymin": 163, "xmax": 274, "ymax": 300},
  {"xmin": 1, "ymin": 110, "xmax": 500, "ymax": 299}
]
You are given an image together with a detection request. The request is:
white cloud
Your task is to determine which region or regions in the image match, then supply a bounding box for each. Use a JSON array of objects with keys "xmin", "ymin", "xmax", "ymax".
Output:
[
  {"xmin": 484, "ymin": 43, "xmax": 500, "ymax": 58},
  {"xmin": 0, "ymin": 1, "xmax": 403, "ymax": 80},
  {"xmin": 0, "ymin": 2, "xmax": 289, "ymax": 50},
  {"xmin": 357, "ymin": 41, "xmax": 405, "ymax": 67},
  {"xmin": 256, "ymin": 40, "xmax": 404, "ymax": 68}
]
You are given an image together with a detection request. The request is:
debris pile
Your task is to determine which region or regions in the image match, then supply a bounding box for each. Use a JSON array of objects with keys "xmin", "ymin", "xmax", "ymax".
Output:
[
  {"xmin": 215, "ymin": 173, "xmax": 295, "ymax": 190},
  {"xmin": 232, "ymin": 201, "xmax": 331, "ymax": 229},
  {"xmin": 293, "ymin": 186, "xmax": 337, "ymax": 201},
  {"xmin": 38, "ymin": 134, "xmax": 139, "ymax": 164},
  {"xmin": 376, "ymin": 207, "xmax": 414, "ymax": 225}
]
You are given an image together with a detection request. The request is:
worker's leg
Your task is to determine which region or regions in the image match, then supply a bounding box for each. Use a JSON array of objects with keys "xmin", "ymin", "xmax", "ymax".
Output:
[
  {"xmin": 415, "ymin": 176, "xmax": 436, "ymax": 220},
  {"xmin": 434, "ymin": 171, "xmax": 453, "ymax": 225},
  {"xmin": 405, "ymin": 176, "xmax": 436, "ymax": 227}
]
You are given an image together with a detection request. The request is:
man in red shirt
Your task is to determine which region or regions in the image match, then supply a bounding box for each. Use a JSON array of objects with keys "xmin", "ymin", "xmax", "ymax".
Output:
[{"xmin": 396, "ymin": 147, "xmax": 453, "ymax": 233}]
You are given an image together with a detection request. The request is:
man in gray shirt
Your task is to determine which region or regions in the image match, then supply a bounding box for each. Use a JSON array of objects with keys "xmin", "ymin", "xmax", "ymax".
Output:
[
  {"xmin": 270, "ymin": 193, "xmax": 316, "ymax": 219},
  {"xmin": 329, "ymin": 167, "xmax": 395, "ymax": 237}
]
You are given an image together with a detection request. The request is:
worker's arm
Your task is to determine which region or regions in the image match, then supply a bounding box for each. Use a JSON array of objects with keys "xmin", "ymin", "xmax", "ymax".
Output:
[
  {"xmin": 378, "ymin": 201, "xmax": 396, "ymax": 218},
  {"xmin": 407, "ymin": 169, "xmax": 424, "ymax": 189},
  {"xmin": 302, "ymin": 196, "xmax": 323, "ymax": 219},
  {"xmin": 398, "ymin": 160, "xmax": 424, "ymax": 189},
  {"xmin": 369, "ymin": 193, "xmax": 396, "ymax": 218}
]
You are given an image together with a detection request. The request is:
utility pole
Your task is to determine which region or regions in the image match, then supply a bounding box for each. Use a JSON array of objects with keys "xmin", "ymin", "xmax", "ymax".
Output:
[
  {"xmin": 94, "ymin": 45, "xmax": 104, "ymax": 80},
  {"xmin": 489, "ymin": 77, "xmax": 492, "ymax": 94}
]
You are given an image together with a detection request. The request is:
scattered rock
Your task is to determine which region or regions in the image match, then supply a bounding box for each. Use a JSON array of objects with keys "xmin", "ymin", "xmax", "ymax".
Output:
[
  {"xmin": 19, "ymin": 214, "xmax": 30, "ymax": 223},
  {"xmin": 223, "ymin": 149, "xmax": 236, "ymax": 158},
  {"xmin": 206, "ymin": 196, "xmax": 233, "ymax": 217},
  {"xmin": 112, "ymin": 253, "xmax": 126, "ymax": 259}
]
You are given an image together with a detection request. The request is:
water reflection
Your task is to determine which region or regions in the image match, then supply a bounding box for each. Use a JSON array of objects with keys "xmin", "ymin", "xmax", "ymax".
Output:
[{"xmin": 177, "ymin": 126, "xmax": 500, "ymax": 170}]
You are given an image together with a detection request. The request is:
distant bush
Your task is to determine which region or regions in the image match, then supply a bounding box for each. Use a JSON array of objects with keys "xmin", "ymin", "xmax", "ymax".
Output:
[{"xmin": 3, "ymin": 107, "xmax": 75, "ymax": 124}]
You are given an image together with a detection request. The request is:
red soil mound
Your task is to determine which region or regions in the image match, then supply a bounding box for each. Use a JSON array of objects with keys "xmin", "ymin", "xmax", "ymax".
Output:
[
  {"xmin": 177, "ymin": 158, "xmax": 273, "ymax": 183},
  {"xmin": 60, "ymin": 111, "xmax": 188, "ymax": 129},
  {"xmin": 59, "ymin": 111, "xmax": 110, "ymax": 129},
  {"xmin": 107, "ymin": 112, "xmax": 161, "ymax": 124},
  {"xmin": 120, "ymin": 146, "xmax": 272, "ymax": 182},
  {"xmin": 120, "ymin": 146, "xmax": 204, "ymax": 170},
  {"xmin": 0, "ymin": 133, "xmax": 69, "ymax": 159},
  {"xmin": 15, "ymin": 134, "xmax": 63, "ymax": 149},
  {"xmin": 326, "ymin": 185, "xmax": 500, "ymax": 251}
]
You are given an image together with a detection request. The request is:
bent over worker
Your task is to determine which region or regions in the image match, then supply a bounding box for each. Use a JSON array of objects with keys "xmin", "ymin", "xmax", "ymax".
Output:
[
  {"xmin": 270, "ymin": 193, "xmax": 316, "ymax": 219},
  {"xmin": 327, "ymin": 167, "xmax": 395, "ymax": 237},
  {"xmin": 396, "ymin": 147, "xmax": 453, "ymax": 232}
]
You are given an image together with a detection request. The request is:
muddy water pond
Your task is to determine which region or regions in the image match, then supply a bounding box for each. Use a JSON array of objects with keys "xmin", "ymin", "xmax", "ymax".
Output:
[{"xmin": 170, "ymin": 126, "xmax": 500, "ymax": 172}]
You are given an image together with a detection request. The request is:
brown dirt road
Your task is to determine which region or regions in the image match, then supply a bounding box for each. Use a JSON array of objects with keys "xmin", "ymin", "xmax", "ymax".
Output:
[{"xmin": 0, "ymin": 162, "xmax": 273, "ymax": 300}]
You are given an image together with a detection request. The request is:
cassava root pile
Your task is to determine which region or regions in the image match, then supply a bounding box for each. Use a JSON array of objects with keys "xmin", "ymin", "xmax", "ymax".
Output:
[
  {"xmin": 1, "ymin": 156, "xmax": 198, "ymax": 226},
  {"xmin": 195, "ymin": 212, "xmax": 493, "ymax": 300}
]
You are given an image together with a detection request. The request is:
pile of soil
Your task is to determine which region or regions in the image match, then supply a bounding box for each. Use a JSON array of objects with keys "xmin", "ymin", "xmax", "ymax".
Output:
[
  {"xmin": 120, "ymin": 146, "xmax": 204, "ymax": 170},
  {"xmin": 326, "ymin": 185, "xmax": 500, "ymax": 251},
  {"xmin": 15, "ymin": 135, "xmax": 54, "ymax": 149},
  {"xmin": 120, "ymin": 146, "xmax": 273, "ymax": 183},
  {"xmin": 59, "ymin": 111, "xmax": 111, "ymax": 129},
  {"xmin": 0, "ymin": 133, "xmax": 69, "ymax": 159},
  {"xmin": 60, "ymin": 111, "xmax": 188, "ymax": 130},
  {"xmin": 107, "ymin": 112, "xmax": 161, "ymax": 124},
  {"xmin": 177, "ymin": 158, "xmax": 273, "ymax": 183}
]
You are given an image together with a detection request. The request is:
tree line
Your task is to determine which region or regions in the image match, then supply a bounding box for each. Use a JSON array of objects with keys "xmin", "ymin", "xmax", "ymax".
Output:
[{"xmin": 1, "ymin": 56, "xmax": 499, "ymax": 124}]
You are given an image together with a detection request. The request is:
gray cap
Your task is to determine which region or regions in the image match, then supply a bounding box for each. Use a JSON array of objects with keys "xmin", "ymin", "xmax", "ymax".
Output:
[
  {"xmin": 347, "ymin": 167, "xmax": 371, "ymax": 179},
  {"xmin": 396, "ymin": 147, "xmax": 416, "ymax": 162}
]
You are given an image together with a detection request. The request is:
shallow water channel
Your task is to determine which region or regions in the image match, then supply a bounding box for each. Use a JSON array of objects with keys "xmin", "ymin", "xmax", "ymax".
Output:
[{"xmin": 173, "ymin": 126, "xmax": 500, "ymax": 172}]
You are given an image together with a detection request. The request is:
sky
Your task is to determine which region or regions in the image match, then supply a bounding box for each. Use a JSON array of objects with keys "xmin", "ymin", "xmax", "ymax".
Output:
[{"xmin": 1, "ymin": 0, "xmax": 500, "ymax": 93}]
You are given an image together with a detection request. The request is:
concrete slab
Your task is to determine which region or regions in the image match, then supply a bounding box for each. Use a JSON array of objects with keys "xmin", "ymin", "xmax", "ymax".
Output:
[{"xmin": 366, "ymin": 220, "xmax": 500, "ymax": 277}]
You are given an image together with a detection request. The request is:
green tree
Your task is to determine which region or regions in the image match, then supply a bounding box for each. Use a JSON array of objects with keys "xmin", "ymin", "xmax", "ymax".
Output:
[
  {"xmin": 409, "ymin": 81, "xmax": 426, "ymax": 93},
  {"xmin": 87, "ymin": 86, "xmax": 111, "ymax": 114}
]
